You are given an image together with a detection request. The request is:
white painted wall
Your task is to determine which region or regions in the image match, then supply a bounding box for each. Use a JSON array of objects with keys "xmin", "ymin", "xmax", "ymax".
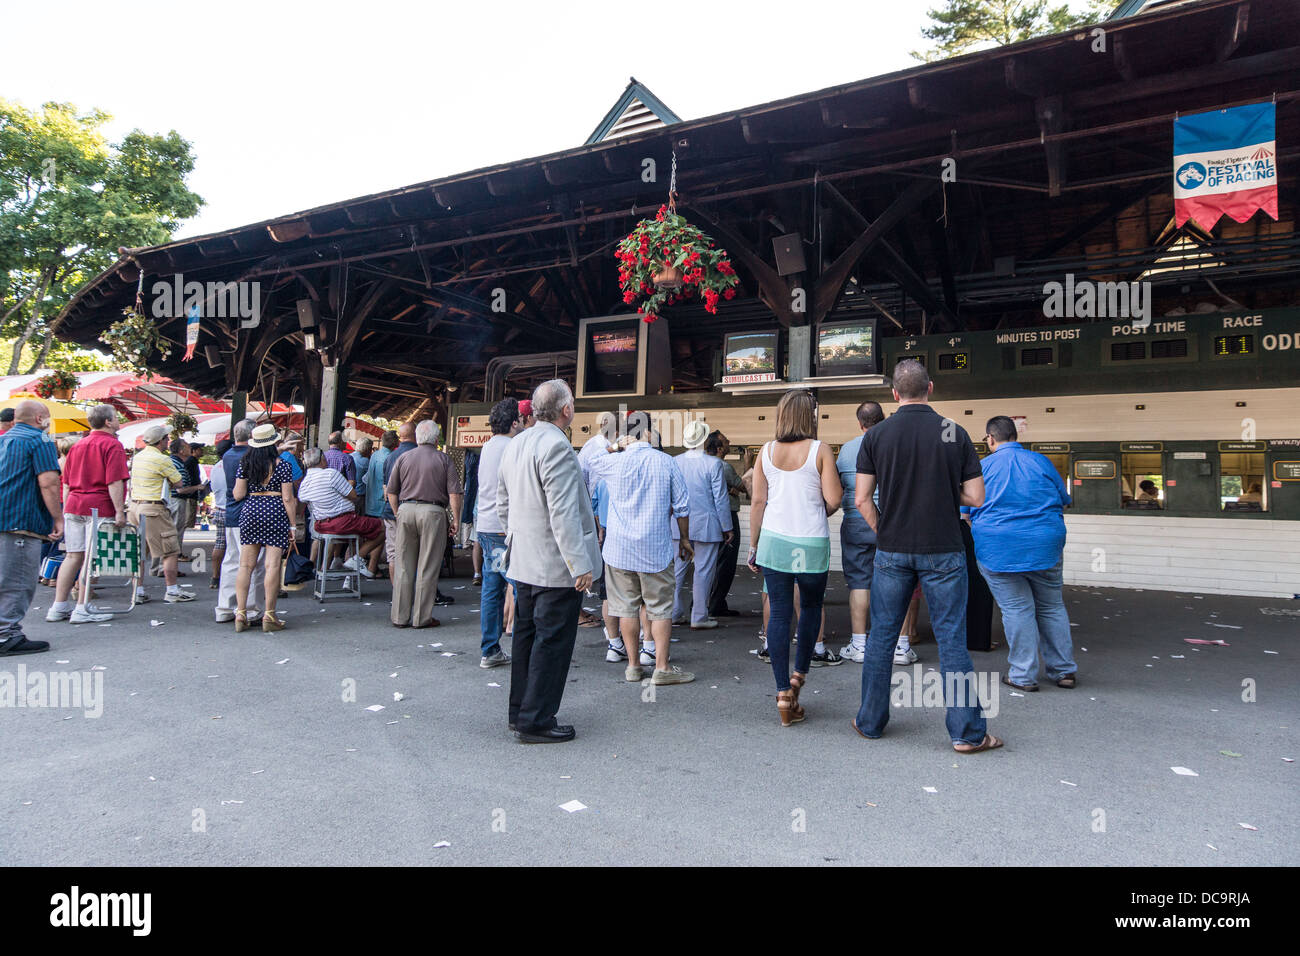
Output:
[{"xmin": 735, "ymin": 507, "xmax": 1300, "ymax": 599}]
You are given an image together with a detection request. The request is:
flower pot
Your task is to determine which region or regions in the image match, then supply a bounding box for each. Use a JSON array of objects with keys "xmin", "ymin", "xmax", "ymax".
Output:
[
  {"xmin": 653, "ymin": 264, "xmax": 684, "ymax": 291},
  {"xmin": 51, "ymin": 388, "xmax": 72, "ymax": 400}
]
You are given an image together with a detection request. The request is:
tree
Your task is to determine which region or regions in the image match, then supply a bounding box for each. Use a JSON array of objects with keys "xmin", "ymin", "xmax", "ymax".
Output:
[
  {"xmin": 0, "ymin": 336, "xmax": 110, "ymax": 373},
  {"xmin": 0, "ymin": 99, "xmax": 202, "ymax": 375},
  {"xmin": 912, "ymin": 0, "xmax": 1117, "ymax": 61}
]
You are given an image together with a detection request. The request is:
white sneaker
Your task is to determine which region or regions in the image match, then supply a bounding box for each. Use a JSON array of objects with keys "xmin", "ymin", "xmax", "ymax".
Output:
[
  {"xmin": 638, "ymin": 647, "xmax": 656, "ymax": 666},
  {"xmin": 893, "ymin": 645, "xmax": 918, "ymax": 665},
  {"xmin": 839, "ymin": 643, "xmax": 866, "ymax": 663},
  {"xmin": 45, "ymin": 605, "xmax": 72, "ymax": 622},
  {"xmin": 70, "ymin": 607, "xmax": 113, "ymax": 624},
  {"xmin": 605, "ymin": 642, "xmax": 628, "ymax": 663},
  {"xmin": 165, "ymin": 590, "xmax": 196, "ymax": 603},
  {"xmin": 479, "ymin": 649, "xmax": 510, "ymax": 668}
]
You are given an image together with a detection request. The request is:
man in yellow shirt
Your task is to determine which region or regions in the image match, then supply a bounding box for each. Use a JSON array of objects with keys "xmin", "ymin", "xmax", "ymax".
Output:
[{"xmin": 128, "ymin": 425, "xmax": 195, "ymax": 603}]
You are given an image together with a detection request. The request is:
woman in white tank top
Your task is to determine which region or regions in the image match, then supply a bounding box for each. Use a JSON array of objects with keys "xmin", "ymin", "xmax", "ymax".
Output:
[{"xmin": 747, "ymin": 389, "xmax": 843, "ymax": 726}]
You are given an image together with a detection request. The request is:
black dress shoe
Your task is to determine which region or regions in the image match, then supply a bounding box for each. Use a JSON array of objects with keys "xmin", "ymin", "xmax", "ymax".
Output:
[
  {"xmin": 0, "ymin": 635, "xmax": 49, "ymax": 655},
  {"xmin": 515, "ymin": 725, "xmax": 575, "ymax": 744},
  {"xmin": 435, "ymin": 591, "xmax": 454, "ymax": 607}
]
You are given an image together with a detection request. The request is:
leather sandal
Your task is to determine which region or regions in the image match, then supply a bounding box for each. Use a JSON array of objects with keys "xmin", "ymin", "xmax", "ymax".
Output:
[
  {"xmin": 1056, "ymin": 673, "xmax": 1077, "ymax": 688},
  {"xmin": 777, "ymin": 689, "xmax": 805, "ymax": 727},
  {"xmin": 789, "ymin": 670, "xmax": 807, "ymax": 705},
  {"xmin": 234, "ymin": 610, "xmax": 248, "ymax": 633},
  {"xmin": 262, "ymin": 611, "xmax": 286, "ymax": 633},
  {"xmin": 953, "ymin": 734, "xmax": 1004, "ymax": 754}
]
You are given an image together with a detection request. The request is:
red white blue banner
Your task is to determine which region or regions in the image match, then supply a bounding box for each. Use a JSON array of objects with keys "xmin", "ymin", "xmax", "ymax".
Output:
[{"xmin": 1173, "ymin": 102, "xmax": 1278, "ymax": 229}]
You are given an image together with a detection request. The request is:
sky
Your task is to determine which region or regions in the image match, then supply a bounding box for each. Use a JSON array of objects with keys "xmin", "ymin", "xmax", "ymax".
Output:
[{"xmin": 2, "ymin": 0, "xmax": 945, "ymax": 240}]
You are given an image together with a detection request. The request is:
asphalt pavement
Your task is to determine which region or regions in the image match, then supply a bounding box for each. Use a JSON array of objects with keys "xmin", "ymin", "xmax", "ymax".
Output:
[{"xmin": 2, "ymin": 542, "xmax": 1296, "ymax": 866}]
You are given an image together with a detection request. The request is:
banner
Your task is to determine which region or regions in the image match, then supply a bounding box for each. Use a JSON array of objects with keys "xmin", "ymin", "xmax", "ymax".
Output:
[
  {"xmin": 182, "ymin": 303, "xmax": 200, "ymax": 361},
  {"xmin": 1173, "ymin": 101, "xmax": 1278, "ymax": 229}
]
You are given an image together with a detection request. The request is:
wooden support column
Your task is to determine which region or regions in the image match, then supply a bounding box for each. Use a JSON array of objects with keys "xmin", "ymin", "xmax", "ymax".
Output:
[{"xmin": 317, "ymin": 364, "xmax": 341, "ymax": 451}]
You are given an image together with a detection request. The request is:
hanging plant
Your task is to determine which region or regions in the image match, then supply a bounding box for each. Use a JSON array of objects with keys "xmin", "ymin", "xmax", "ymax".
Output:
[
  {"xmin": 33, "ymin": 369, "xmax": 79, "ymax": 400},
  {"xmin": 101, "ymin": 307, "xmax": 172, "ymax": 378},
  {"xmin": 166, "ymin": 411, "xmax": 198, "ymax": 437},
  {"xmin": 616, "ymin": 204, "xmax": 739, "ymax": 323}
]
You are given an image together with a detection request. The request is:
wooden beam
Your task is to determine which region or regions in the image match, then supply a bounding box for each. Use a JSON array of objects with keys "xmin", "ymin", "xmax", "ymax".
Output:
[
  {"xmin": 684, "ymin": 206, "xmax": 796, "ymax": 328},
  {"xmin": 1036, "ymin": 95, "xmax": 1067, "ymax": 198},
  {"xmin": 812, "ymin": 178, "xmax": 940, "ymax": 324}
]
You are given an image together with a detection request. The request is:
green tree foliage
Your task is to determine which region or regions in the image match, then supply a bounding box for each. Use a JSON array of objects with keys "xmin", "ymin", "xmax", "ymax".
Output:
[
  {"xmin": 0, "ymin": 336, "xmax": 110, "ymax": 373},
  {"xmin": 913, "ymin": 0, "xmax": 1117, "ymax": 61},
  {"xmin": 0, "ymin": 99, "xmax": 202, "ymax": 375}
]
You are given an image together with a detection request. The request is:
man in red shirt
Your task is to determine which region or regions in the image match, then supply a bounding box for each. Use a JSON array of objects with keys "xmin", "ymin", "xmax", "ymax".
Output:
[{"xmin": 46, "ymin": 405, "xmax": 129, "ymax": 624}]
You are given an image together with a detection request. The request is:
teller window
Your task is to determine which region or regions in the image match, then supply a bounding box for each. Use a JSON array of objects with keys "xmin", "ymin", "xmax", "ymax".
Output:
[
  {"xmin": 1122, "ymin": 453, "xmax": 1164, "ymax": 509},
  {"xmin": 1220, "ymin": 452, "xmax": 1266, "ymax": 512}
]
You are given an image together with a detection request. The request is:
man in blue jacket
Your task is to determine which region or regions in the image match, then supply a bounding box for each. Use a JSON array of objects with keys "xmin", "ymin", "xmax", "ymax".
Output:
[{"xmin": 967, "ymin": 415, "xmax": 1077, "ymax": 691}]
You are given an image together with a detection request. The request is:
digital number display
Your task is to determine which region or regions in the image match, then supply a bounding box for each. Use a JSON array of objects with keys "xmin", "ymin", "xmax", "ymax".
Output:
[
  {"xmin": 1111, "ymin": 342, "xmax": 1146, "ymax": 361},
  {"xmin": 1214, "ymin": 334, "xmax": 1254, "ymax": 356},
  {"xmin": 1151, "ymin": 338, "xmax": 1188, "ymax": 359},
  {"xmin": 1020, "ymin": 347, "xmax": 1054, "ymax": 367},
  {"xmin": 938, "ymin": 351, "xmax": 969, "ymax": 371}
]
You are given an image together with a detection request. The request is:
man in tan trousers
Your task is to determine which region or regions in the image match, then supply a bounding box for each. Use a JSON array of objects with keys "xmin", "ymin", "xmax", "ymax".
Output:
[{"xmin": 385, "ymin": 419, "xmax": 462, "ymax": 628}]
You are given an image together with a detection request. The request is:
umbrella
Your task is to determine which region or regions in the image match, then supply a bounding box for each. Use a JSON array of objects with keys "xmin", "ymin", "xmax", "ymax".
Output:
[{"xmin": 0, "ymin": 394, "xmax": 90, "ymax": 434}]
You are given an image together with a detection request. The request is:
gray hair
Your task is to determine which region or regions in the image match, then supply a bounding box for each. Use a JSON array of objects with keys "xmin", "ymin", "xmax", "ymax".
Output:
[
  {"xmin": 302, "ymin": 447, "xmax": 325, "ymax": 468},
  {"xmin": 357, "ymin": 437, "xmax": 373, "ymax": 455},
  {"xmin": 87, "ymin": 404, "xmax": 117, "ymax": 429},
  {"xmin": 232, "ymin": 418, "xmax": 257, "ymax": 443},
  {"xmin": 415, "ymin": 419, "xmax": 441, "ymax": 446},
  {"xmin": 532, "ymin": 379, "xmax": 574, "ymax": 423}
]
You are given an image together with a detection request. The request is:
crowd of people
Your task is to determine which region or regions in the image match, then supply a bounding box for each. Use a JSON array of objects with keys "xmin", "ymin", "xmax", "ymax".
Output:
[{"xmin": 0, "ymin": 359, "xmax": 1078, "ymax": 752}]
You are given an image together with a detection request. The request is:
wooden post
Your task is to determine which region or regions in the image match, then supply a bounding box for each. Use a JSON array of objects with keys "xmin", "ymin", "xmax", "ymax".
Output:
[
  {"xmin": 318, "ymin": 364, "xmax": 340, "ymax": 451},
  {"xmin": 230, "ymin": 392, "xmax": 247, "ymax": 433}
]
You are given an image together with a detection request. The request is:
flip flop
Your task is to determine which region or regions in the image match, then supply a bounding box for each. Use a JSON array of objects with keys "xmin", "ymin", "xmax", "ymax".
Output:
[
  {"xmin": 954, "ymin": 734, "xmax": 1004, "ymax": 754},
  {"xmin": 1056, "ymin": 674, "xmax": 1077, "ymax": 688}
]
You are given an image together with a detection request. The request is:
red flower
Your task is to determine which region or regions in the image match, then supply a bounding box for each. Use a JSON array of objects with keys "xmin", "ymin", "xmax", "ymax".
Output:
[{"xmin": 724, "ymin": 287, "xmax": 737, "ymax": 300}]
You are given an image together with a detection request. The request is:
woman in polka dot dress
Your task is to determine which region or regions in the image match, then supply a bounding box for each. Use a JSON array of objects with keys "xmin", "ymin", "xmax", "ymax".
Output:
[{"xmin": 232, "ymin": 425, "xmax": 297, "ymax": 632}]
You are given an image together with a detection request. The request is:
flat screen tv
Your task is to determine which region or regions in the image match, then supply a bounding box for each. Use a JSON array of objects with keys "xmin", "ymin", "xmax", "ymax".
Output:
[
  {"xmin": 722, "ymin": 331, "xmax": 779, "ymax": 384},
  {"xmin": 815, "ymin": 318, "xmax": 879, "ymax": 376}
]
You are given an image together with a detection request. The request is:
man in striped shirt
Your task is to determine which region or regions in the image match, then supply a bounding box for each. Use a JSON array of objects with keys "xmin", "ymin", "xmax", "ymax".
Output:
[{"xmin": 0, "ymin": 400, "xmax": 61, "ymax": 655}]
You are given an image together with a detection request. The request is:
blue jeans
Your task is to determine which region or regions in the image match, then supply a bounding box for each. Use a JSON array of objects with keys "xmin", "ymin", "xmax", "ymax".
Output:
[
  {"xmin": 977, "ymin": 561, "xmax": 1076, "ymax": 684},
  {"xmin": 856, "ymin": 549, "xmax": 987, "ymax": 745},
  {"xmin": 478, "ymin": 532, "xmax": 508, "ymax": 657},
  {"xmin": 762, "ymin": 568, "xmax": 827, "ymax": 691}
]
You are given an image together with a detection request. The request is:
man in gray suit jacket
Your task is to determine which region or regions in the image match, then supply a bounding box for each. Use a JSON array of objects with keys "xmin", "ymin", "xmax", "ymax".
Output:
[{"xmin": 496, "ymin": 379, "xmax": 602, "ymax": 744}]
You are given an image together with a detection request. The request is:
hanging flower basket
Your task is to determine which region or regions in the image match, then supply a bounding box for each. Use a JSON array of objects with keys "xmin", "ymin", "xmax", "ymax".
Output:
[
  {"xmin": 33, "ymin": 370, "xmax": 79, "ymax": 400},
  {"xmin": 617, "ymin": 205, "xmax": 739, "ymax": 322},
  {"xmin": 166, "ymin": 411, "xmax": 198, "ymax": 438},
  {"xmin": 101, "ymin": 307, "xmax": 172, "ymax": 378}
]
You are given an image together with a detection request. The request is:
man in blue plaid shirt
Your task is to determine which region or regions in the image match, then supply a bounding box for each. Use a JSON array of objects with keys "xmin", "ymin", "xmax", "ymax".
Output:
[
  {"xmin": 0, "ymin": 400, "xmax": 62, "ymax": 656},
  {"xmin": 584, "ymin": 416, "xmax": 695, "ymax": 686}
]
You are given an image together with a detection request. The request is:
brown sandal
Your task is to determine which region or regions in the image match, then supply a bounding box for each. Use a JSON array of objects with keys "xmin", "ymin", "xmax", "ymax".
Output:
[
  {"xmin": 789, "ymin": 670, "xmax": 807, "ymax": 704},
  {"xmin": 953, "ymin": 734, "xmax": 1004, "ymax": 754},
  {"xmin": 1056, "ymin": 674, "xmax": 1077, "ymax": 688},
  {"xmin": 777, "ymin": 690, "xmax": 805, "ymax": 727}
]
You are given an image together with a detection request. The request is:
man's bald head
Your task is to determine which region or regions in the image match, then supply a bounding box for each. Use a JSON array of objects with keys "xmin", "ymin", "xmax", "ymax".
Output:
[
  {"xmin": 14, "ymin": 400, "xmax": 48, "ymax": 425},
  {"xmin": 397, "ymin": 422, "xmax": 415, "ymax": 442}
]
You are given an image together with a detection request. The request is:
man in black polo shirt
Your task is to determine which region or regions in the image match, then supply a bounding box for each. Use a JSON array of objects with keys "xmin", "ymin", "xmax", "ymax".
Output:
[{"xmin": 851, "ymin": 360, "xmax": 1002, "ymax": 754}]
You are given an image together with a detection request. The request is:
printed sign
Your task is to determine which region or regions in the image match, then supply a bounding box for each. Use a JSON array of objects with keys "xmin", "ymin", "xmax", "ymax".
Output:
[
  {"xmin": 456, "ymin": 430, "xmax": 493, "ymax": 448},
  {"xmin": 1273, "ymin": 461, "xmax": 1300, "ymax": 481},
  {"xmin": 1075, "ymin": 460, "xmax": 1116, "ymax": 479},
  {"xmin": 1174, "ymin": 101, "xmax": 1278, "ymax": 229},
  {"xmin": 1032, "ymin": 442, "xmax": 1071, "ymax": 453},
  {"xmin": 1121, "ymin": 442, "xmax": 1163, "ymax": 452},
  {"xmin": 1219, "ymin": 440, "xmax": 1267, "ymax": 452}
]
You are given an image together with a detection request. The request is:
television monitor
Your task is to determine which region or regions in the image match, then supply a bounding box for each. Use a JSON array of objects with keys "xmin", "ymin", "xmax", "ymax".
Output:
[
  {"xmin": 576, "ymin": 315, "xmax": 671, "ymax": 398},
  {"xmin": 722, "ymin": 331, "xmax": 779, "ymax": 384},
  {"xmin": 815, "ymin": 318, "xmax": 879, "ymax": 376}
]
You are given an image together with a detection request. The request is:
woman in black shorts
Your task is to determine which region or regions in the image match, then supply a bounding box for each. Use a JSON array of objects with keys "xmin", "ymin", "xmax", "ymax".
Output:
[{"xmin": 232, "ymin": 425, "xmax": 296, "ymax": 632}]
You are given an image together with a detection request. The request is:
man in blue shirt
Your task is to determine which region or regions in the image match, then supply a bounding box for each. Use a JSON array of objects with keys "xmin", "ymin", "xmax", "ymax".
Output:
[
  {"xmin": 670, "ymin": 420, "xmax": 733, "ymax": 630},
  {"xmin": 968, "ymin": 415, "xmax": 1077, "ymax": 691},
  {"xmin": 836, "ymin": 401, "xmax": 883, "ymax": 664},
  {"xmin": 381, "ymin": 422, "xmax": 416, "ymax": 572},
  {"xmin": 0, "ymin": 400, "xmax": 61, "ymax": 655}
]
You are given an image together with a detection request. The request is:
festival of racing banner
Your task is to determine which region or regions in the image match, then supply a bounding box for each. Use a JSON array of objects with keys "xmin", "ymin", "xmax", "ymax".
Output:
[
  {"xmin": 182, "ymin": 302, "xmax": 200, "ymax": 361},
  {"xmin": 1173, "ymin": 101, "xmax": 1278, "ymax": 229}
]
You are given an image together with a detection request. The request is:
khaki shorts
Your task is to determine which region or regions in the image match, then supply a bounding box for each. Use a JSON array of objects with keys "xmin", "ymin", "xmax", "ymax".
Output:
[
  {"xmin": 63, "ymin": 514, "xmax": 93, "ymax": 553},
  {"xmin": 605, "ymin": 563, "xmax": 675, "ymax": 621},
  {"xmin": 129, "ymin": 501, "xmax": 179, "ymax": 558}
]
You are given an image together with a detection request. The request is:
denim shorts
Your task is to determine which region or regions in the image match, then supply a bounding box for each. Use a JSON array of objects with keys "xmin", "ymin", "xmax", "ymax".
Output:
[{"xmin": 840, "ymin": 520, "xmax": 876, "ymax": 591}]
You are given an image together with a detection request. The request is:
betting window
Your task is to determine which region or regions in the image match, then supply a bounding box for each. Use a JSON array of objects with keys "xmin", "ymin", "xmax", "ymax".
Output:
[
  {"xmin": 1122, "ymin": 453, "xmax": 1164, "ymax": 509},
  {"xmin": 1220, "ymin": 452, "xmax": 1266, "ymax": 512},
  {"xmin": 1041, "ymin": 453, "xmax": 1069, "ymax": 485}
]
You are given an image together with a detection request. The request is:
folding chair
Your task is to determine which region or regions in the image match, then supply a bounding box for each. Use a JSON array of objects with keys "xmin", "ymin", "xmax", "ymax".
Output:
[{"xmin": 77, "ymin": 508, "xmax": 143, "ymax": 616}]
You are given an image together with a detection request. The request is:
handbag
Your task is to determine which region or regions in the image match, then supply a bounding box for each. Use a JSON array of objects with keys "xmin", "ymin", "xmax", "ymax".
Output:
[{"xmin": 283, "ymin": 538, "xmax": 315, "ymax": 584}]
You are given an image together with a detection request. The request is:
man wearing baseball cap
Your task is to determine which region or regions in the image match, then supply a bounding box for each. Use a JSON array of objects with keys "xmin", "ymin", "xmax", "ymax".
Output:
[{"xmin": 128, "ymin": 425, "xmax": 195, "ymax": 603}]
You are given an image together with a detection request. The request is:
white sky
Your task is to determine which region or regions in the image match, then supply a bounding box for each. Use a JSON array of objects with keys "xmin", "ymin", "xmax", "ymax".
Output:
[{"xmin": 3, "ymin": 0, "xmax": 942, "ymax": 240}]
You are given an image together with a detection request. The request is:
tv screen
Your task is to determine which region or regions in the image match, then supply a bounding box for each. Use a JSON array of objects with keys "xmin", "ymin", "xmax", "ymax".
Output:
[
  {"xmin": 583, "ymin": 319, "xmax": 640, "ymax": 394},
  {"xmin": 817, "ymin": 321, "xmax": 877, "ymax": 373},
  {"xmin": 723, "ymin": 331, "xmax": 777, "ymax": 383}
]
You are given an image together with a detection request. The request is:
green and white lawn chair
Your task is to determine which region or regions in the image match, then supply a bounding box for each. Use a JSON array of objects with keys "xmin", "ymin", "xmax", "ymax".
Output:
[{"xmin": 77, "ymin": 508, "xmax": 143, "ymax": 616}]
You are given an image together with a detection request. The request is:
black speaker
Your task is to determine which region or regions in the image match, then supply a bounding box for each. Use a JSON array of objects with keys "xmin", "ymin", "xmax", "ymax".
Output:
[
  {"xmin": 296, "ymin": 299, "xmax": 320, "ymax": 330},
  {"xmin": 773, "ymin": 233, "xmax": 806, "ymax": 276}
]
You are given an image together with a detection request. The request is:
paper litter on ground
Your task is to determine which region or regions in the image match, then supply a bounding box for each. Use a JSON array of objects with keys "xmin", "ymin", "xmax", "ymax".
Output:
[
  {"xmin": 1220, "ymin": 751, "xmax": 1242, "ymax": 758},
  {"xmin": 393, "ymin": 692, "xmax": 405, "ymax": 702},
  {"xmin": 559, "ymin": 800, "xmax": 587, "ymax": 813},
  {"xmin": 922, "ymin": 786, "xmax": 938, "ymax": 793},
  {"xmin": 487, "ymin": 682, "xmax": 500, "ymax": 687},
  {"xmin": 1184, "ymin": 638, "xmax": 1229, "ymax": 646},
  {"xmin": 1238, "ymin": 823, "xmax": 1258, "ymax": 831},
  {"xmin": 150, "ymin": 620, "xmax": 164, "ymax": 627},
  {"xmin": 433, "ymin": 840, "xmax": 451, "ymax": 848},
  {"xmin": 1060, "ymin": 780, "xmax": 1077, "ymax": 787},
  {"xmin": 1171, "ymin": 766, "xmax": 1198, "ymax": 776},
  {"xmin": 1264, "ymin": 650, "xmax": 1279, "ymax": 655},
  {"xmin": 365, "ymin": 704, "xmax": 385, "ymax": 712},
  {"xmin": 276, "ymin": 658, "xmax": 289, "ymax": 665},
  {"xmin": 1206, "ymin": 623, "xmax": 1243, "ymax": 629}
]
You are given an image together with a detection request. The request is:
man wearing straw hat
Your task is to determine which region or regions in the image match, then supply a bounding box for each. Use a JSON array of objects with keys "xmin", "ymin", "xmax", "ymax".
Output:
[
  {"xmin": 128, "ymin": 425, "xmax": 196, "ymax": 604},
  {"xmin": 670, "ymin": 418, "xmax": 733, "ymax": 631}
]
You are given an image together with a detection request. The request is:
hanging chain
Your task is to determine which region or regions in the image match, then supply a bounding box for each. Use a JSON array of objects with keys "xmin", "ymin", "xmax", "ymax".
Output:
[{"xmin": 668, "ymin": 149, "xmax": 677, "ymax": 214}]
